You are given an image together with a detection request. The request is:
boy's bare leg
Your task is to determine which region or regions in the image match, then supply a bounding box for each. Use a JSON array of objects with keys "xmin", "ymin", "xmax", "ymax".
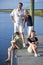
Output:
[
  {"xmin": 5, "ymin": 46, "xmax": 12, "ymax": 62},
  {"xmin": 5, "ymin": 41, "xmax": 16, "ymax": 62},
  {"xmin": 5, "ymin": 41, "xmax": 19, "ymax": 62},
  {"xmin": 8, "ymin": 46, "xmax": 12, "ymax": 60}
]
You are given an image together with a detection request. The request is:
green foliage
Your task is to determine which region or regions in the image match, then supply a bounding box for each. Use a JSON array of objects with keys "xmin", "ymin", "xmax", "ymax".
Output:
[{"xmin": 0, "ymin": 9, "xmax": 43, "ymax": 16}]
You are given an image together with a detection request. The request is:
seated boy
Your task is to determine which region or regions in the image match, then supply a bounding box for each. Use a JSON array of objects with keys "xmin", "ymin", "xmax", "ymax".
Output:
[
  {"xmin": 5, "ymin": 32, "xmax": 23, "ymax": 62},
  {"xmin": 27, "ymin": 30, "xmax": 40, "ymax": 57}
]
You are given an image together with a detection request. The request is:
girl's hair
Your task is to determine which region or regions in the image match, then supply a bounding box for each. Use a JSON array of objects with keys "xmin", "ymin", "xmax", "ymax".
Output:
[
  {"xmin": 24, "ymin": 10, "xmax": 29, "ymax": 14},
  {"xmin": 29, "ymin": 30, "xmax": 35, "ymax": 37}
]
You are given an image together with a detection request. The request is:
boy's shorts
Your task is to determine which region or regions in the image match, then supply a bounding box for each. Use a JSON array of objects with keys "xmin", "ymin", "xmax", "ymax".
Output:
[{"xmin": 16, "ymin": 42, "xmax": 23, "ymax": 49}]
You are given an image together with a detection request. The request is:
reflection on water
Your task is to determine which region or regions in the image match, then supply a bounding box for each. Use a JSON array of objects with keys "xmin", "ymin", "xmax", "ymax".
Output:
[{"xmin": 0, "ymin": 12, "xmax": 43, "ymax": 65}]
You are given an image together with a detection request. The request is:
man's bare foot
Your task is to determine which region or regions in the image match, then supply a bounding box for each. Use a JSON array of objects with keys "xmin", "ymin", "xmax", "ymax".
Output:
[{"xmin": 5, "ymin": 58, "xmax": 10, "ymax": 62}]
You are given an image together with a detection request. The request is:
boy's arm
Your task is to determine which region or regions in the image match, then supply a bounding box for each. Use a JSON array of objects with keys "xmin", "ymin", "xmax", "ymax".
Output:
[
  {"xmin": 11, "ymin": 39, "xmax": 17, "ymax": 47},
  {"xmin": 11, "ymin": 39, "xmax": 15, "ymax": 43}
]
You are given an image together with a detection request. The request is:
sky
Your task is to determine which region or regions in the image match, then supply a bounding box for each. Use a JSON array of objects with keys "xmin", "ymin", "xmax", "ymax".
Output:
[{"xmin": 0, "ymin": 0, "xmax": 43, "ymax": 9}]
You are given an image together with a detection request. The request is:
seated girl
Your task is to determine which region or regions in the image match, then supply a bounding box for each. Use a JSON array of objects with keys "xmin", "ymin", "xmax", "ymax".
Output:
[{"xmin": 27, "ymin": 30, "xmax": 40, "ymax": 57}]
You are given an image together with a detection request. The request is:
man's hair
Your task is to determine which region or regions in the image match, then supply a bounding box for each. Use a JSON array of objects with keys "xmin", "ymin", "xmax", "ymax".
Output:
[{"xmin": 19, "ymin": 2, "xmax": 23, "ymax": 6}]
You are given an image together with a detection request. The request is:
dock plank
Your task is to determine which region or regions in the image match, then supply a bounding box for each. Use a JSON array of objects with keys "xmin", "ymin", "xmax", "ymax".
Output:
[
  {"xmin": 11, "ymin": 48, "xmax": 43, "ymax": 65},
  {"xmin": 11, "ymin": 35, "xmax": 43, "ymax": 65}
]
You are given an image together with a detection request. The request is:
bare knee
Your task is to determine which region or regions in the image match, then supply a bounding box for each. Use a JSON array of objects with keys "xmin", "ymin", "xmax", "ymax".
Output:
[{"xmin": 8, "ymin": 46, "xmax": 12, "ymax": 52}]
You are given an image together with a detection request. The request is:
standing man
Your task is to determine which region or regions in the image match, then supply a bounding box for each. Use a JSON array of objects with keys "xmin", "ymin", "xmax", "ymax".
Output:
[{"xmin": 10, "ymin": 2, "xmax": 25, "ymax": 47}]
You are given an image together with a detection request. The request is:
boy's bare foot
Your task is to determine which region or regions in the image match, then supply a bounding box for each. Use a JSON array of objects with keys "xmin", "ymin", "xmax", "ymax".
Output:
[{"xmin": 5, "ymin": 58, "xmax": 10, "ymax": 62}]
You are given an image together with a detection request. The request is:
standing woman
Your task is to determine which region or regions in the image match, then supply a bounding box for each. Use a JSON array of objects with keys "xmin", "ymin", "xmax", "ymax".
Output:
[{"xmin": 24, "ymin": 10, "xmax": 33, "ymax": 37}]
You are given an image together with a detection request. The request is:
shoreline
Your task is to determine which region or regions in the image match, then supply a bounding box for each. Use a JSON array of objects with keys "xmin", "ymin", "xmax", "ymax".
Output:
[{"xmin": 0, "ymin": 9, "xmax": 43, "ymax": 16}]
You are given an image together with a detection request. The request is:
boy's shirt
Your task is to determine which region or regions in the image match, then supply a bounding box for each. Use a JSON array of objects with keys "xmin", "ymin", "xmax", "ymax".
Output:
[{"xmin": 14, "ymin": 36, "xmax": 23, "ymax": 49}]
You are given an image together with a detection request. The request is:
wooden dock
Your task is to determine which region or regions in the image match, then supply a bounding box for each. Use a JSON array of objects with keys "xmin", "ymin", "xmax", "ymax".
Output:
[{"xmin": 11, "ymin": 35, "xmax": 43, "ymax": 65}]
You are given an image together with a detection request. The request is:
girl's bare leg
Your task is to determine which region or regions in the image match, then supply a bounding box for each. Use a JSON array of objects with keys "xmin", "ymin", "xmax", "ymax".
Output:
[{"xmin": 31, "ymin": 44, "xmax": 37, "ymax": 54}]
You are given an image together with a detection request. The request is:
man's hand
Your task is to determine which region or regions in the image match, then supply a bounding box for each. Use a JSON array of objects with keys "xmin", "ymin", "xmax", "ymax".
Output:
[
  {"xmin": 10, "ymin": 16, "xmax": 16, "ymax": 23},
  {"xmin": 13, "ymin": 19, "xmax": 16, "ymax": 23},
  {"xmin": 22, "ymin": 25, "xmax": 25, "ymax": 29},
  {"xmin": 17, "ymin": 14, "xmax": 20, "ymax": 17}
]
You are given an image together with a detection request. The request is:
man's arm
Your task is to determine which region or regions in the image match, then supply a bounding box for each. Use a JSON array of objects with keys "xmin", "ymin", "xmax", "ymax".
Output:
[
  {"xmin": 10, "ymin": 16, "xmax": 16, "ymax": 23},
  {"xmin": 10, "ymin": 10, "xmax": 16, "ymax": 23}
]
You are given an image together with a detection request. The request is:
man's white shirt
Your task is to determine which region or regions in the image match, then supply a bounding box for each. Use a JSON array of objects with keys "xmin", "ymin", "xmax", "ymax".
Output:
[{"xmin": 10, "ymin": 9, "xmax": 24, "ymax": 25}]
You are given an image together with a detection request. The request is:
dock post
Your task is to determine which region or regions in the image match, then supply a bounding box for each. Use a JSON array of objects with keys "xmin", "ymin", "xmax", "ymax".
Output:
[
  {"xmin": 30, "ymin": 0, "xmax": 34, "ymax": 30},
  {"xmin": 11, "ymin": 34, "xmax": 14, "ymax": 65},
  {"xmin": 11, "ymin": 50, "xmax": 14, "ymax": 65}
]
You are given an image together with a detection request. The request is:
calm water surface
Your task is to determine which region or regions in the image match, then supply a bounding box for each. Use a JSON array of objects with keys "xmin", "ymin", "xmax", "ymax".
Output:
[{"xmin": 0, "ymin": 12, "xmax": 43, "ymax": 65}]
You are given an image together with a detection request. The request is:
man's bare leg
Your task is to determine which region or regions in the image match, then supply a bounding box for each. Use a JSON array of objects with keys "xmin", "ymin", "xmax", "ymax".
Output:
[{"xmin": 20, "ymin": 33, "xmax": 25, "ymax": 47}]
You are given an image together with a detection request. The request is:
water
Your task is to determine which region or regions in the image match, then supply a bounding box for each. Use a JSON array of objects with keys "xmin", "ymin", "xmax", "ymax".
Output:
[
  {"xmin": 0, "ymin": 12, "xmax": 13, "ymax": 65},
  {"xmin": 0, "ymin": 12, "xmax": 43, "ymax": 65},
  {"xmin": 34, "ymin": 16, "xmax": 43, "ymax": 35},
  {"xmin": 0, "ymin": 0, "xmax": 43, "ymax": 9}
]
